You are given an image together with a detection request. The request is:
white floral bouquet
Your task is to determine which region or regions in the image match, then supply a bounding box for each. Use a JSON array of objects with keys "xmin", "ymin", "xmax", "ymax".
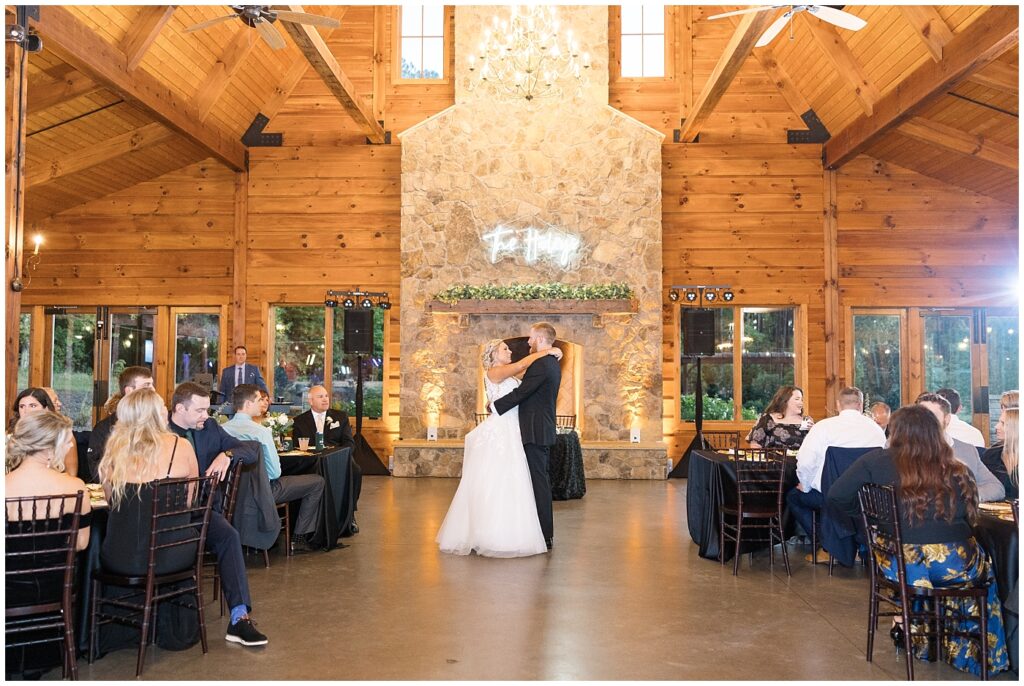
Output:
[{"xmin": 261, "ymin": 412, "xmax": 293, "ymax": 438}]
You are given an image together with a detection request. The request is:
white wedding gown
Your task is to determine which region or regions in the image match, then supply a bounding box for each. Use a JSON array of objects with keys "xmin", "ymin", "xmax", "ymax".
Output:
[{"xmin": 436, "ymin": 376, "xmax": 548, "ymax": 557}]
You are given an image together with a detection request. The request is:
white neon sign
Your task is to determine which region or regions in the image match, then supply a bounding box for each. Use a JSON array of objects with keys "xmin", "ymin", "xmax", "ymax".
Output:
[{"xmin": 481, "ymin": 225, "xmax": 582, "ymax": 268}]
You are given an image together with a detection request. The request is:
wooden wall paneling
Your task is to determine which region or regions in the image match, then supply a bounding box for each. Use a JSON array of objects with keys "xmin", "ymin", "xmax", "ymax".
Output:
[
  {"xmin": 6, "ymin": 40, "xmax": 29, "ymax": 419},
  {"xmin": 677, "ymin": 6, "xmax": 693, "ymax": 121},
  {"xmin": 122, "ymin": 5, "xmax": 177, "ymax": 71},
  {"xmin": 233, "ymin": 170, "xmax": 248, "ymax": 347},
  {"xmin": 822, "ymin": 169, "xmax": 841, "ymax": 413},
  {"xmin": 193, "ymin": 28, "xmax": 256, "ymax": 122},
  {"xmin": 372, "ymin": 5, "xmax": 387, "ymax": 123}
]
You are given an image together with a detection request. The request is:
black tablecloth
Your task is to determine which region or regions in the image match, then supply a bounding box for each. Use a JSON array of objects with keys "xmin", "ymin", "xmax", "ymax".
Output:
[
  {"xmin": 975, "ymin": 512, "xmax": 1019, "ymax": 673},
  {"xmin": 280, "ymin": 446, "xmax": 355, "ymax": 551},
  {"xmin": 549, "ymin": 432, "xmax": 585, "ymax": 501},
  {"xmin": 686, "ymin": 450, "xmax": 798, "ymax": 561}
]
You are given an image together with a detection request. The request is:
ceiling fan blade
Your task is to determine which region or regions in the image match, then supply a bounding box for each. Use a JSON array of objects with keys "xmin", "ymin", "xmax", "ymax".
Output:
[
  {"xmin": 755, "ymin": 12, "xmax": 792, "ymax": 48},
  {"xmin": 273, "ymin": 10, "xmax": 340, "ymax": 29},
  {"xmin": 808, "ymin": 6, "xmax": 867, "ymax": 31},
  {"xmin": 183, "ymin": 14, "xmax": 238, "ymax": 34},
  {"xmin": 255, "ymin": 18, "xmax": 287, "ymax": 50},
  {"xmin": 708, "ymin": 6, "xmax": 782, "ymax": 21}
]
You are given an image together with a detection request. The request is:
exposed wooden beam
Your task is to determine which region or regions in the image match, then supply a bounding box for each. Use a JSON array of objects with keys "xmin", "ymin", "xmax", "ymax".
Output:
[
  {"xmin": 729, "ymin": 15, "xmax": 811, "ymax": 120},
  {"xmin": 677, "ymin": 6, "xmax": 694, "ymax": 120},
  {"xmin": 899, "ymin": 116, "xmax": 1018, "ymax": 171},
  {"xmin": 232, "ymin": 170, "xmax": 248, "ymax": 346},
  {"xmin": 677, "ymin": 10, "xmax": 776, "ymax": 143},
  {"xmin": 278, "ymin": 5, "xmax": 385, "ymax": 143},
  {"xmin": 261, "ymin": 59, "xmax": 308, "ymax": 121},
  {"xmin": 25, "ymin": 122, "xmax": 176, "ymax": 186},
  {"xmin": 822, "ymin": 169, "xmax": 841, "ymax": 414},
  {"xmin": 31, "ymin": 5, "xmax": 246, "ymax": 171},
  {"xmin": 899, "ymin": 6, "xmax": 954, "ymax": 62},
  {"xmin": 193, "ymin": 28, "xmax": 257, "ymax": 121},
  {"xmin": 6, "ymin": 41, "xmax": 28, "ymax": 424},
  {"xmin": 967, "ymin": 60, "xmax": 1019, "ymax": 94},
  {"xmin": 28, "ymin": 68, "xmax": 102, "ymax": 114},
  {"xmin": 802, "ymin": 12, "xmax": 880, "ymax": 116},
  {"xmin": 122, "ymin": 5, "xmax": 176, "ymax": 71},
  {"xmin": 823, "ymin": 5, "xmax": 1018, "ymax": 169},
  {"xmin": 372, "ymin": 6, "xmax": 386, "ymax": 123}
]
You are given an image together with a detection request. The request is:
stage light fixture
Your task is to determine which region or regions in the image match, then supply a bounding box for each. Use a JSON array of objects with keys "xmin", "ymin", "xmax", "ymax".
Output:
[
  {"xmin": 360, "ymin": 297, "xmax": 374, "ymax": 309},
  {"xmin": 684, "ymin": 290, "xmax": 698, "ymax": 303},
  {"xmin": 704, "ymin": 291, "xmax": 717, "ymax": 302},
  {"xmin": 325, "ymin": 298, "xmax": 338, "ymax": 308},
  {"xmin": 669, "ymin": 289, "xmax": 680, "ymax": 302},
  {"xmin": 342, "ymin": 297, "xmax": 355, "ymax": 309},
  {"xmin": 378, "ymin": 300, "xmax": 392, "ymax": 310},
  {"xmin": 722, "ymin": 290, "xmax": 735, "ymax": 302}
]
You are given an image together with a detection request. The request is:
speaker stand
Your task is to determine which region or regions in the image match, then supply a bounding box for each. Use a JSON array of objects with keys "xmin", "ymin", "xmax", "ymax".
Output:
[
  {"xmin": 352, "ymin": 353, "xmax": 389, "ymax": 475},
  {"xmin": 669, "ymin": 355, "xmax": 705, "ymax": 478}
]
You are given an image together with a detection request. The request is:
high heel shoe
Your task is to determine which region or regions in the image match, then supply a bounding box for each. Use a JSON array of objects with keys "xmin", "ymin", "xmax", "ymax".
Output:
[{"xmin": 890, "ymin": 622, "xmax": 905, "ymax": 650}]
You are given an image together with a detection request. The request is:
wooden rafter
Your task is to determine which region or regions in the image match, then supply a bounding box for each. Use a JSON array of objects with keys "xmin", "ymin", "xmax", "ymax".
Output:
[
  {"xmin": 193, "ymin": 28, "xmax": 257, "ymax": 121},
  {"xmin": 6, "ymin": 40, "xmax": 29, "ymax": 424},
  {"xmin": 25, "ymin": 123, "xmax": 176, "ymax": 186},
  {"xmin": 122, "ymin": 5, "xmax": 177, "ymax": 71},
  {"xmin": 823, "ymin": 5, "xmax": 1018, "ymax": 169},
  {"xmin": 677, "ymin": 10, "xmax": 776, "ymax": 143},
  {"xmin": 31, "ymin": 5, "xmax": 246, "ymax": 171},
  {"xmin": 968, "ymin": 61, "xmax": 1019, "ymax": 94},
  {"xmin": 802, "ymin": 12, "xmax": 880, "ymax": 116},
  {"xmin": 27, "ymin": 68, "xmax": 102, "ymax": 114},
  {"xmin": 279, "ymin": 5, "xmax": 386, "ymax": 143},
  {"xmin": 898, "ymin": 117, "xmax": 1018, "ymax": 171},
  {"xmin": 898, "ymin": 6, "xmax": 954, "ymax": 62}
]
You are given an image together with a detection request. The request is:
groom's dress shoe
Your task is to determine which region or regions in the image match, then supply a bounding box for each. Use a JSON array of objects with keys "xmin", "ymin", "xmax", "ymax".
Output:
[{"xmin": 545, "ymin": 538, "xmax": 553, "ymax": 550}]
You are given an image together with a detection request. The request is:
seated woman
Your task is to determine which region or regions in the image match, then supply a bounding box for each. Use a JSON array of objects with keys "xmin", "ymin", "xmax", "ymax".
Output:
[
  {"xmin": 10, "ymin": 388, "xmax": 78, "ymax": 480},
  {"xmin": 982, "ymin": 407, "xmax": 1017, "ymax": 500},
  {"xmin": 97, "ymin": 388, "xmax": 200, "ymax": 577},
  {"xmin": 827, "ymin": 405, "xmax": 1009, "ymax": 677},
  {"xmin": 745, "ymin": 385, "xmax": 813, "ymax": 450}
]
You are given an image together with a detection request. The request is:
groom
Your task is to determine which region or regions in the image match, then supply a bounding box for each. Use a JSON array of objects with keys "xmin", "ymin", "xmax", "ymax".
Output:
[{"xmin": 493, "ymin": 321, "xmax": 561, "ymax": 549}]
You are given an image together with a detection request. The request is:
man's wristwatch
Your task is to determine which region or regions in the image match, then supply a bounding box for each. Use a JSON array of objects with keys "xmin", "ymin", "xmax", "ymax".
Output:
[{"xmin": 223, "ymin": 450, "xmax": 234, "ymax": 460}]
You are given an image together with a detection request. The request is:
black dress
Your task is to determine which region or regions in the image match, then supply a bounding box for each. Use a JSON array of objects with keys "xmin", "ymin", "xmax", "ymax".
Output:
[
  {"xmin": 745, "ymin": 414, "xmax": 810, "ymax": 450},
  {"xmin": 981, "ymin": 445, "xmax": 1018, "ymax": 500}
]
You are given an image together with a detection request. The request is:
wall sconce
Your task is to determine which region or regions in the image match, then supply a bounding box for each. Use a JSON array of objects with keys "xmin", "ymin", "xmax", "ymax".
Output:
[{"xmin": 10, "ymin": 233, "xmax": 43, "ymax": 292}]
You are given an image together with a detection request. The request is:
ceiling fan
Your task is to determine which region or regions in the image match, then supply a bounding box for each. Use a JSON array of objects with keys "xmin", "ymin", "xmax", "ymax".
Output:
[
  {"xmin": 183, "ymin": 5, "xmax": 341, "ymax": 50},
  {"xmin": 708, "ymin": 5, "xmax": 867, "ymax": 48}
]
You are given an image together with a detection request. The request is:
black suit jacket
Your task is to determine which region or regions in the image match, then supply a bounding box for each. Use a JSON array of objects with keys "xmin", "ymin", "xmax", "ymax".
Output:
[
  {"xmin": 494, "ymin": 355, "xmax": 561, "ymax": 446},
  {"xmin": 292, "ymin": 409, "xmax": 355, "ymax": 449}
]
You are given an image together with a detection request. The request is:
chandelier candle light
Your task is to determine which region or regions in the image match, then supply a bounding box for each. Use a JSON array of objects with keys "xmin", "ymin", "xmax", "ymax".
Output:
[{"xmin": 468, "ymin": 5, "xmax": 590, "ymax": 102}]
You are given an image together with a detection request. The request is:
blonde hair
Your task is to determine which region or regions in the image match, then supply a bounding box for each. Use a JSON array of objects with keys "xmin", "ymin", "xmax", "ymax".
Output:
[
  {"xmin": 481, "ymin": 339, "xmax": 504, "ymax": 369},
  {"xmin": 1001, "ymin": 390, "xmax": 1019, "ymax": 410},
  {"xmin": 1002, "ymin": 408, "xmax": 1018, "ymax": 486},
  {"xmin": 98, "ymin": 388, "xmax": 171, "ymax": 508},
  {"xmin": 530, "ymin": 322, "xmax": 557, "ymax": 345},
  {"xmin": 5, "ymin": 411, "xmax": 72, "ymax": 473}
]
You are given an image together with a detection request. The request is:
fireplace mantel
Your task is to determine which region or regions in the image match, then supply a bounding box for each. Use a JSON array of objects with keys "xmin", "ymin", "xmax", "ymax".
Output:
[{"xmin": 426, "ymin": 298, "xmax": 638, "ymax": 315}]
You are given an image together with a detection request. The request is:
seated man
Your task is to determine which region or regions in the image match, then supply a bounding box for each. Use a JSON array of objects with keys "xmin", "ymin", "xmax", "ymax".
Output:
[
  {"xmin": 168, "ymin": 382, "xmax": 267, "ymax": 646},
  {"xmin": 291, "ymin": 385, "xmax": 362, "ymax": 533},
  {"xmin": 223, "ymin": 384, "xmax": 325, "ymax": 553},
  {"xmin": 87, "ymin": 366, "xmax": 154, "ymax": 482},
  {"xmin": 934, "ymin": 387, "xmax": 986, "ymax": 448},
  {"xmin": 787, "ymin": 387, "xmax": 887, "ymax": 563},
  {"xmin": 916, "ymin": 393, "xmax": 1004, "ymax": 502},
  {"xmin": 868, "ymin": 401, "xmax": 890, "ymax": 437}
]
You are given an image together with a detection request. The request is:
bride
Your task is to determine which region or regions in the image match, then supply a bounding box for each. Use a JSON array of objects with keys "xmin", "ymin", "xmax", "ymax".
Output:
[{"xmin": 436, "ymin": 339, "xmax": 562, "ymax": 557}]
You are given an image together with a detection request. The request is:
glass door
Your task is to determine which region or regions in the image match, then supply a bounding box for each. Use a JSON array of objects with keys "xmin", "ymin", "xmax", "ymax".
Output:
[
  {"xmin": 920, "ymin": 310, "xmax": 975, "ymax": 420},
  {"xmin": 172, "ymin": 309, "xmax": 221, "ymax": 390},
  {"xmin": 47, "ymin": 308, "xmax": 97, "ymax": 429},
  {"xmin": 98, "ymin": 308, "xmax": 156, "ymax": 404}
]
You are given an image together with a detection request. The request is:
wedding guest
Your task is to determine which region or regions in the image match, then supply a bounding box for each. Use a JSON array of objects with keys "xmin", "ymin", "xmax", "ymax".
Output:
[
  {"xmin": 10, "ymin": 388, "xmax": 77, "ymax": 479},
  {"xmin": 252, "ymin": 389, "xmax": 271, "ymax": 422},
  {"xmin": 982, "ymin": 407, "xmax": 1018, "ymax": 500},
  {"xmin": 218, "ymin": 345, "xmax": 268, "ymax": 402},
  {"xmin": 86, "ymin": 366, "xmax": 154, "ymax": 482},
  {"xmin": 934, "ymin": 387, "xmax": 985, "ymax": 447},
  {"xmin": 916, "ymin": 393, "xmax": 1003, "ymax": 502},
  {"xmin": 223, "ymin": 384, "xmax": 324, "ymax": 553},
  {"xmin": 1000, "ymin": 390, "xmax": 1018, "ymax": 410},
  {"xmin": 868, "ymin": 401, "xmax": 891, "ymax": 434},
  {"xmin": 40, "ymin": 387, "xmax": 62, "ymax": 414},
  {"xmin": 827, "ymin": 405, "xmax": 1009, "ymax": 677},
  {"xmin": 746, "ymin": 385, "xmax": 813, "ymax": 450}
]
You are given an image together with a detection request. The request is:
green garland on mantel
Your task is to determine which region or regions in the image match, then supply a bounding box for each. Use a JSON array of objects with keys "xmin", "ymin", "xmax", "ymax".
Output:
[{"xmin": 433, "ymin": 283, "xmax": 634, "ymax": 304}]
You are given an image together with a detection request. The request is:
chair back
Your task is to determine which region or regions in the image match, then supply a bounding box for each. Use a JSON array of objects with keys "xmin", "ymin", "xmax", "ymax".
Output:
[
  {"xmin": 856, "ymin": 483, "xmax": 907, "ymax": 587},
  {"xmin": 730, "ymin": 449, "xmax": 787, "ymax": 511},
  {"xmin": 1013, "ymin": 499, "xmax": 1019, "ymax": 526},
  {"xmin": 703, "ymin": 431, "xmax": 740, "ymax": 451},
  {"xmin": 474, "ymin": 413, "xmax": 489, "ymax": 426},
  {"xmin": 145, "ymin": 476, "xmax": 217, "ymax": 577},
  {"xmin": 221, "ymin": 459, "xmax": 246, "ymax": 524},
  {"xmin": 556, "ymin": 415, "xmax": 576, "ymax": 431},
  {"xmin": 5, "ymin": 492, "xmax": 84, "ymax": 613}
]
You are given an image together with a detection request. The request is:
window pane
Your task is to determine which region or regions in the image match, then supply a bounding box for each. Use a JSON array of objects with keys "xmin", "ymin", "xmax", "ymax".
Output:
[
  {"xmin": 621, "ymin": 35, "xmax": 643, "ymax": 77},
  {"xmin": 272, "ymin": 306, "xmax": 325, "ymax": 410},
  {"xmin": 332, "ymin": 309, "xmax": 386, "ymax": 419},
  {"xmin": 643, "ymin": 5, "xmax": 665, "ymax": 34},
  {"xmin": 680, "ymin": 309, "xmax": 734, "ymax": 421},
  {"xmin": 621, "ymin": 5, "xmax": 643, "ymax": 34},
  {"xmin": 401, "ymin": 37, "xmax": 424, "ymax": 78},
  {"xmin": 741, "ymin": 308, "xmax": 796, "ymax": 420},
  {"xmin": 422, "ymin": 5, "xmax": 444, "ymax": 37},
  {"xmin": 107, "ymin": 312, "xmax": 155, "ymax": 397},
  {"xmin": 50, "ymin": 313, "xmax": 96, "ymax": 430},
  {"xmin": 423, "ymin": 37, "xmax": 444, "ymax": 79},
  {"xmin": 852, "ymin": 314, "xmax": 902, "ymax": 409},
  {"xmin": 986, "ymin": 314, "xmax": 1019, "ymax": 441},
  {"xmin": 642, "ymin": 34, "xmax": 665, "ymax": 77},
  {"xmin": 400, "ymin": 5, "xmax": 421, "ymax": 37},
  {"xmin": 18, "ymin": 312, "xmax": 30, "ymax": 390},
  {"xmin": 923, "ymin": 315, "xmax": 973, "ymax": 418},
  {"xmin": 175, "ymin": 313, "xmax": 220, "ymax": 388}
]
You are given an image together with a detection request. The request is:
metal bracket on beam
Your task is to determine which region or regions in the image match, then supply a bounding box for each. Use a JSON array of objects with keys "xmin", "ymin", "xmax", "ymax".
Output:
[
  {"xmin": 241, "ymin": 112, "xmax": 282, "ymax": 147},
  {"xmin": 366, "ymin": 121, "xmax": 391, "ymax": 145},
  {"xmin": 788, "ymin": 109, "xmax": 831, "ymax": 144},
  {"xmin": 673, "ymin": 123, "xmax": 700, "ymax": 144}
]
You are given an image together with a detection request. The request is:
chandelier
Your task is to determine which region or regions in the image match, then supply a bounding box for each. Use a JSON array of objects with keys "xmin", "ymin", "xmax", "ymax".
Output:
[{"xmin": 467, "ymin": 6, "xmax": 590, "ymax": 102}]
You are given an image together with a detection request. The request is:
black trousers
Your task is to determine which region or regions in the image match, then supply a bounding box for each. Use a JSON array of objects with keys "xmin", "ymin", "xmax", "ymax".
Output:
[
  {"xmin": 205, "ymin": 511, "xmax": 252, "ymax": 612},
  {"xmin": 524, "ymin": 442, "xmax": 553, "ymax": 540}
]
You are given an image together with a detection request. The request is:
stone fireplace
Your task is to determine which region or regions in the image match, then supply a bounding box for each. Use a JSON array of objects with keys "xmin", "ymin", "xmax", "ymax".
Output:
[{"xmin": 394, "ymin": 6, "xmax": 667, "ymax": 478}]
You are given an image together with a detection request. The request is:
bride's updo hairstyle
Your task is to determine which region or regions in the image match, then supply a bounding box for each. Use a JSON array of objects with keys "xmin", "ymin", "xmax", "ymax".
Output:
[
  {"xmin": 6, "ymin": 410, "xmax": 72, "ymax": 473},
  {"xmin": 481, "ymin": 339, "xmax": 504, "ymax": 369}
]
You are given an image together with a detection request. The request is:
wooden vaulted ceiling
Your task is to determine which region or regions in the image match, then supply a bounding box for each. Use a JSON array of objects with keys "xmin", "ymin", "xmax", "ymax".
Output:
[{"xmin": 15, "ymin": 4, "xmax": 1021, "ymax": 223}]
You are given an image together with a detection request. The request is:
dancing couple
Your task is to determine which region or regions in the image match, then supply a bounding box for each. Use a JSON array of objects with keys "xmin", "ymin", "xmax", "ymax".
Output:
[{"xmin": 436, "ymin": 322, "xmax": 562, "ymax": 557}]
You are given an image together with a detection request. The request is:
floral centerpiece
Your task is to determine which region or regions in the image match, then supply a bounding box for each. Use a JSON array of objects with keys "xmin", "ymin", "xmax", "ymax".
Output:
[{"xmin": 262, "ymin": 412, "xmax": 293, "ymax": 448}]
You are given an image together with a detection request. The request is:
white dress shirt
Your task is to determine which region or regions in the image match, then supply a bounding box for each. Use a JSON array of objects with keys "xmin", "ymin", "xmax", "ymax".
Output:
[
  {"xmin": 313, "ymin": 411, "xmax": 326, "ymax": 433},
  {"xmin": 796, "ymin": 409, "xmax": 887, "ymax": 493},
  {"xmin": 946, "ymin": 415, "xmax": 986, "ymax": 448}
]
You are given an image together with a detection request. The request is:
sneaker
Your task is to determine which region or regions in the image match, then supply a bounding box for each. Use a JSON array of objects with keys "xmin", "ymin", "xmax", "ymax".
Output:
[{"xmin": 225, "ymin": 617, "xmax": 268, "ymax": 646}]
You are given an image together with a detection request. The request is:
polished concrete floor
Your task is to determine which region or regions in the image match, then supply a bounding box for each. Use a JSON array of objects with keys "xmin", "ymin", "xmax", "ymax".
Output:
[{"xmin": 76, "ymin": 477, "xmax": 1010, "ymax": 681}]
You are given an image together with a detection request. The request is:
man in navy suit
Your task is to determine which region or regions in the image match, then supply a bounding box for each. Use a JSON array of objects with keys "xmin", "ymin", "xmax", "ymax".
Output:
[{"xmin": 218, "ymin": 345, "xmax": 268, "ymax": 402}]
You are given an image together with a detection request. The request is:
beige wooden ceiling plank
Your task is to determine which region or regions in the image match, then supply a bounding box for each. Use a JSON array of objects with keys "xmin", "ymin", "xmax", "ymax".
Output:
[
  {"xmin": 122, "ymin": 5, "xmax": 177, "ymax": 71},
  {"xmin": 967, "ymin": 61, "xmax": 1019, "ymax": 94},
  {"xmin": 193, "ymin": 28, "xmax": 257, "ymax": 121},
  {"xmin": 27, "ymin": 69, "xmax": 103, "ymax": 114},
  {"xmin": 801, "ymin": 12, "xmax": 880, "ymax": 116},
  {"xmin": 898, "ymin": 116, "xmax": 1017, "ymax": 171},
  {"xmin": 898, "ymin": 6, "xmax": 954, "ymax": 62}
]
